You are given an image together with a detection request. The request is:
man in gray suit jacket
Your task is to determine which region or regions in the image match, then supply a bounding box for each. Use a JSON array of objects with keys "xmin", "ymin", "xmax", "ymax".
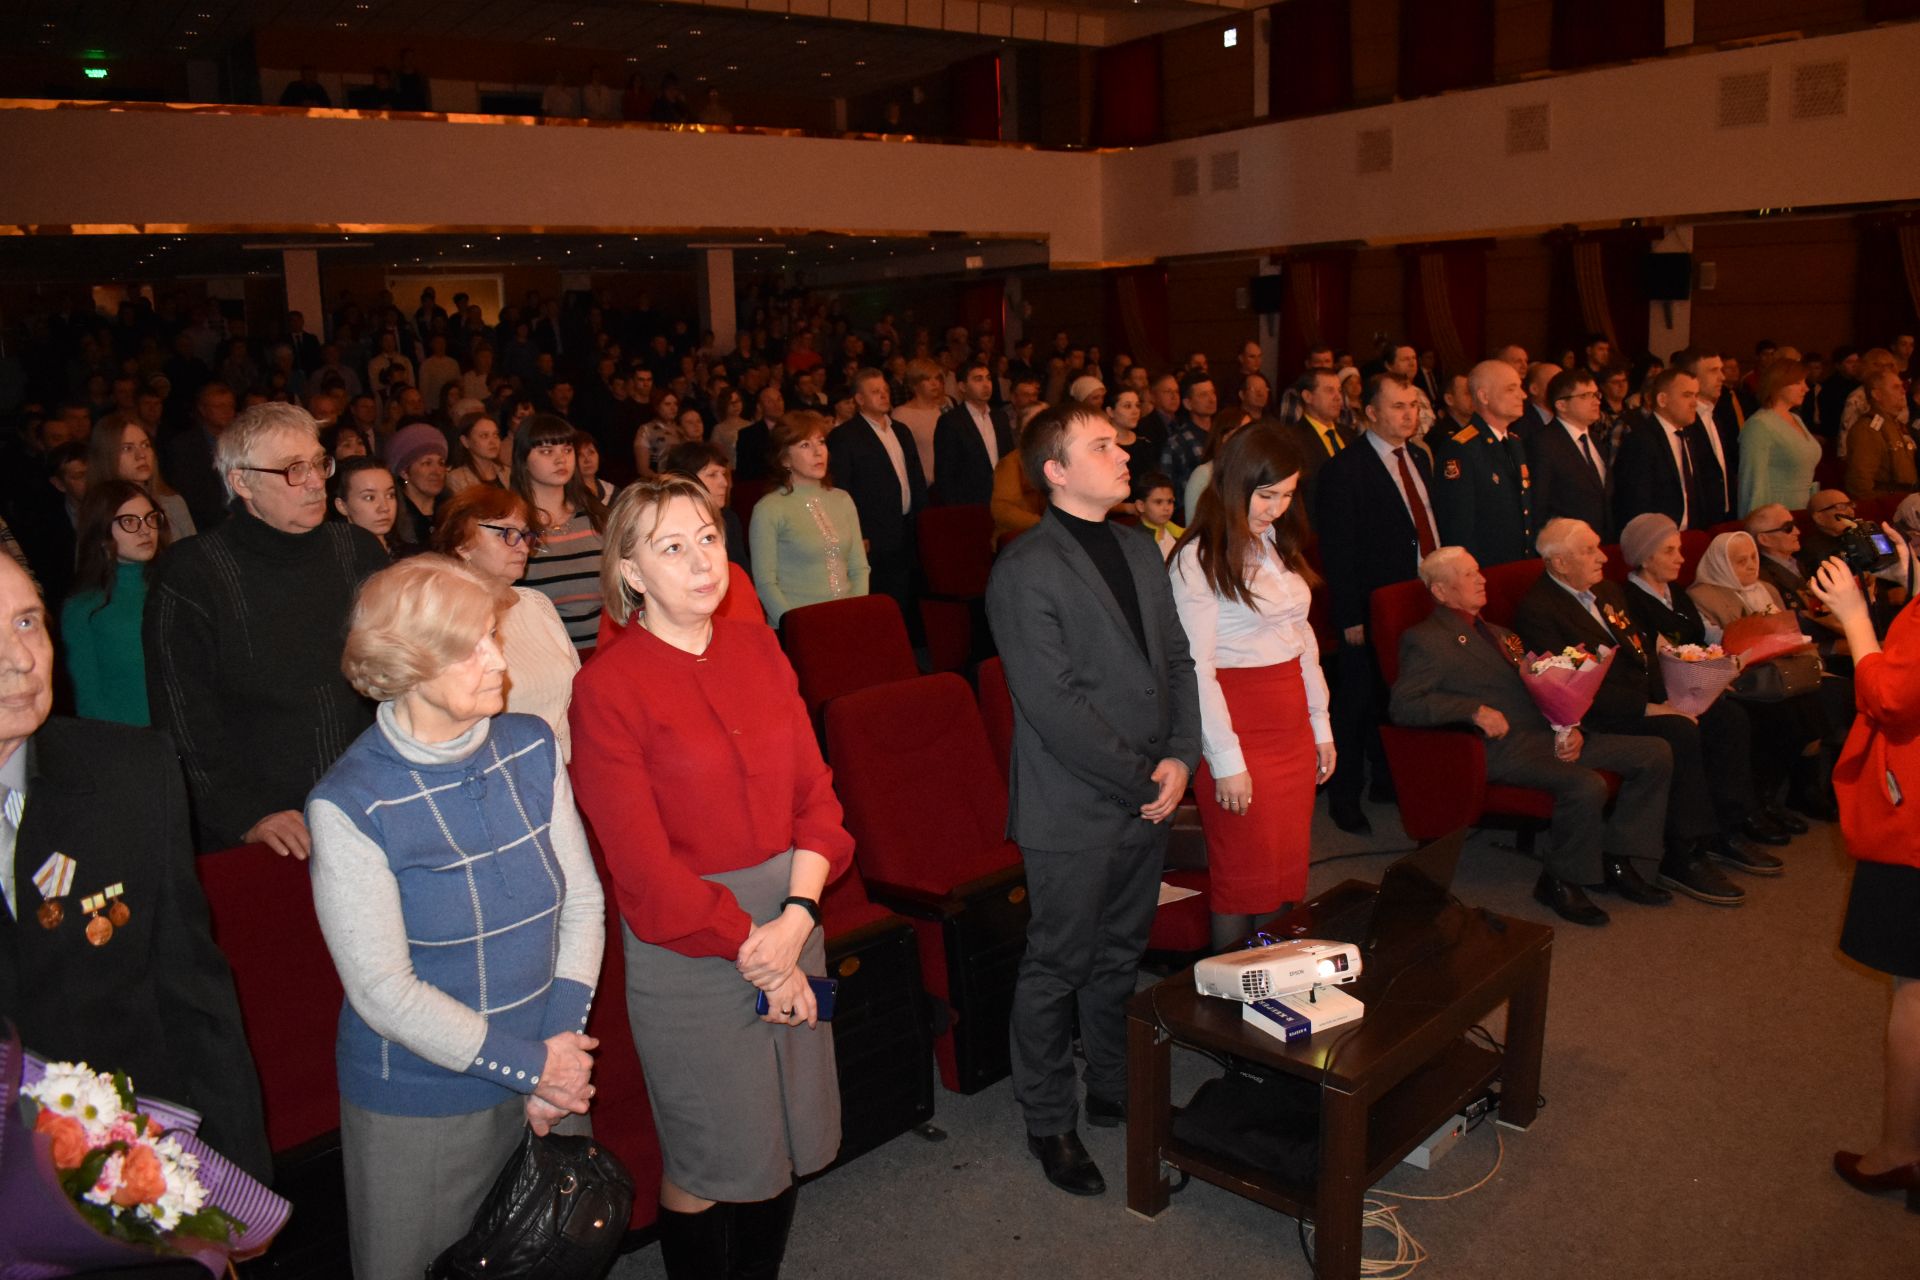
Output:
[
  {"xmin": 985, "ymin": 403, "xmax": 1201, "ymax": 1197},
  {"xmin": 1388, "ymin": 547, "xmax": 1673, "ymax": 927}
]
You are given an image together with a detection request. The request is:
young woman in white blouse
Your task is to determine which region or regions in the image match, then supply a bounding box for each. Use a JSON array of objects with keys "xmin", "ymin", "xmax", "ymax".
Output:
[{"xmin": 1171, "ymin": 425, "xmax": 1335, "ymax": 952}]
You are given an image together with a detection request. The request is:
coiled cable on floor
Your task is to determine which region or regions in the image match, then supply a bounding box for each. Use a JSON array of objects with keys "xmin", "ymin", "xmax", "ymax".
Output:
[{"xmin": 1296, "ymin": 1129, "xmax": 1505, "ymax": 1277}]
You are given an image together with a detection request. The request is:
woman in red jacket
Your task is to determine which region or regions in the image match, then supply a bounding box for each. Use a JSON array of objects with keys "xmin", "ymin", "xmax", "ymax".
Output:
[
  {"xmin": 1811, "ymin": 525, "xmax": 1920, "ymax": 1211},
  {"xmin": 569, "ymin": 475, "xmax": 854, "ymax": 1277}
]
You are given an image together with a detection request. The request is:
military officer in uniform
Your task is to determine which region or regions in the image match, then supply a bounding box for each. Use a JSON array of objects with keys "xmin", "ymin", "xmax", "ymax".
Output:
[{"xmin": 1431, "ymin": 359, "xmax": 1533, "ymax": 567}]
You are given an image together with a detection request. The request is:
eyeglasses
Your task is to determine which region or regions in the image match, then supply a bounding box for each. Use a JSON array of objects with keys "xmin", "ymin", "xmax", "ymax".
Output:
[
  {"xmin": 479, "ymin": 523, "xmax": 538, "ymax": 547},
  {"xmin": 113, "ymin": 510, "xmax": 169, "ymax": 533},
  {"xmin": 1556, "ymin": 391, "xmax": 1601, "ymax": 403},
  {"xmin": 243, "ymin": 455, "xmax": 335, "ymax": 486},
  {"xmin": 1813, "ymin": 503, "xmax": 1855, "ymax": 517},
  {"xmin": 1758, "ymin": 522, "xmax": 1796, "ymax": 535}
]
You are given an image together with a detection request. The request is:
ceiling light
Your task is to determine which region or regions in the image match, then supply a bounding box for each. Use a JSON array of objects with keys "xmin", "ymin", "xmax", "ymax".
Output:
[
  {"xmin": 572, "ymin": 19, "xmax": 585, "ymax": 26},
  {"xmin": 689, "ymin": 28, "xmax": 703, "ymax": 35},
  {"xmin": 795, "ymin": 38, "xmax": 808, "ymax": 45},
  {"xmin": 185, "ymin": 28, "xmax": 199, "ymax": 35},
  {"xmin": 855, "ymin": 60, "xmax": 866, "ymax": 66},
  {"xmin": 543, "ymin": 35, "xmax": 556, "ymax": 43},
  {"xmin": 726, "ymin": 64, "xmax": 738, "ymax": 71},
  {"xmin": 626, "ymin": 55, "xmax": 638, "ymax": 61},
  {"xmin": 820, "ymin": 71, "xmax": 831, "ymax": 78},
  {"xmin": 656, "ymin": 42, "xmax": 669, "ymax": 49}
]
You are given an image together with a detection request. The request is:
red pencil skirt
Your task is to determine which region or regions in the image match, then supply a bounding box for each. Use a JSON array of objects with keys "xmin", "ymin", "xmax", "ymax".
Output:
[{"xmin": 1194, "ymin": 658, "xmax": 1318, "ymax": 915}]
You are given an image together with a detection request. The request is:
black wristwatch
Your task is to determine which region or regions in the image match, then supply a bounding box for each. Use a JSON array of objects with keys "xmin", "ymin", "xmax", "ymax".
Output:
[{"xmin": 781, "ymin": 895, "xmax": 822, "ymax": 926}]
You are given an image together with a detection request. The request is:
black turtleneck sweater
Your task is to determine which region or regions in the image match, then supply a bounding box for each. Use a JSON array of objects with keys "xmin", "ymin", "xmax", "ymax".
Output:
[
  {"xmin": 1048, "ymin": 504, "xmax": 1149, "ymax": 655},
  {"xmin": 144, "ymin": 502, "xmax": 390, "ymax": 851}
]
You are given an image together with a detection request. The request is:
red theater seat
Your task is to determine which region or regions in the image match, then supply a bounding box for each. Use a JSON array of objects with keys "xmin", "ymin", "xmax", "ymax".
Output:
[
  {"xmin": 780, "ymin": 594, "xmax": 920, "ymax": 728},
  {"xmin": 975, "ymin": 657, "xmax": 1014, "ymax": 786},
  {"xmin": 917, "ymin": 504, "xmax": 996, "ymax": 673},
  {"xmin": 826, "ymin": 674, "xmax": 1026, "ymax": 1093},
  {"xmin": 197, "ymin": 844, "xmax": 345, "ymax": 1155}
]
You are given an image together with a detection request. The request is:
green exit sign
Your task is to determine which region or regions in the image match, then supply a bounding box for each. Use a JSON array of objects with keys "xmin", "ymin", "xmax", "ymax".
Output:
[{"xmin": 84, "ymin": 67, "xmax": 109, "ymax": 80}]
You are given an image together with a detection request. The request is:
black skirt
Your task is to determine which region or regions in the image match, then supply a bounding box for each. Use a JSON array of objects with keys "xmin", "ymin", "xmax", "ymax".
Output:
[{"xmin": 1839, "ymin": 859, "xmax": 1920, "ymax": 980}]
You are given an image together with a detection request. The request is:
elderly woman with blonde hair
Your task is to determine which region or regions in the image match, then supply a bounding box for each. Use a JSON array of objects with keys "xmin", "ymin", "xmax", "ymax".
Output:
[
  {"xmin": 570, "ymin": 475, "xmax": 853, "ymax": 1279},
  {"xmin": 307, "ymin": 554, "xmax": 605, "ymax": 1280}
]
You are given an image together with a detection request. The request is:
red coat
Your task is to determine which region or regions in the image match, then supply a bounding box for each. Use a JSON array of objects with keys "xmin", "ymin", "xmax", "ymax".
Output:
[
  {"xmin": 1835, "ymin": 599, "xmax": 1920, "ymax": 869},
  {"xmin": 568, "ymin": 617, "xmax": 854, "ymax": 959}
]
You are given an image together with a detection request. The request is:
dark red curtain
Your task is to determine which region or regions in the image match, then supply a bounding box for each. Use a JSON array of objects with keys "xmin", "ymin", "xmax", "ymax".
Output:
[
  {"xmin": 1276, "ymin": 251, "xmax": 1353, "ymax": 375},
  {"xmin": 1398, "ymin": 0, "xmax": 1495, "ymax": 100},
  {"xmin": 1546, "ymin": 230, "xmax": 1655, "ymax": 364},
  {"xmin": 1402, "ymin": 243, "xmax": 1488, "ymax": 380},
  {"xmin": 1866, "ymin": 0, "xmax": 1920, "ymax": 19},
  {"xmin": 1105, "ymin": 266, "xmax": 1171, "ymax": 373},
  {"xmin": 953, "ymin": 53, "xmax": 1002, "ymax": 141},
  {"xmin": 1095, "ymin": 38, "xmax": 1160, "ymax": 146},
  {"xmin": 1550, "ymin": 0, "xmax": 1664, "ymax": 71},
  {"xmin": 958, "ymin": 280, "xmax": 1006, "ymax": 350},
  {"xmin": 1855, "ymin": 215, "xmax": 1920, "ymax": 345},
  {"xmin": 1270, "ymin": 0, "xmax": 1353, "ymax": 120}
]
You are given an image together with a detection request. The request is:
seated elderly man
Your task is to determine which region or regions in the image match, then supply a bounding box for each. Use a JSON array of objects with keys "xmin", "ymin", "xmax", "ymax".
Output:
[
  {"xmin": 1799, "ymin": 490, "xmax": 1858, "ymax": 576},
  {"xmin": 1512, "ymin": 518, "xmax": 1778, "ymax": 906},
  {"xmin": 145, "ymin": 402, "xmax": 389, "ymax": 855},
  {"xmin": 1390, "ymin": 547, "xmax": 1674, "ymax": 926},
  {"xmin": 0, "ymin": 552, "xmax": 270, "ymax": 1183}
]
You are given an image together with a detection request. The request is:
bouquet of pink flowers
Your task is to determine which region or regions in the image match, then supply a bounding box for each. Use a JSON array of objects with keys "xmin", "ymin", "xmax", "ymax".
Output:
[
  {"xmin": 1519, "ymin": 644, "xmax": 1617, "ymax": 747},
  {"xmin": 0, "ymin": 1027, "xmax": 288, "ymax": 1277},
  {"xmin": 1657, "ymin": 642, "xmax": 1743, "ymax": 717}
]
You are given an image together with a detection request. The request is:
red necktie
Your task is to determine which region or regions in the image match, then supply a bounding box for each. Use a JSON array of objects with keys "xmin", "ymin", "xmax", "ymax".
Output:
[{"xmin": 1395, "ymin": 446, "xmax": 1438, "ymax": 558}]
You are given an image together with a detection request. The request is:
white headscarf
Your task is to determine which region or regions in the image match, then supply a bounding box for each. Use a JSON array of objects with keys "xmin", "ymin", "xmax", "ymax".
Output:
[{"xmin": 1694, "ymin": 531, "xmax": 1779, "ymax": 616}]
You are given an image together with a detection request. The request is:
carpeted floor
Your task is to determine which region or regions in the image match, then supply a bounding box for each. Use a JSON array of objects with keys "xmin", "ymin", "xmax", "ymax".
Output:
[{"xmin": 610, "ymin": 798, "xmax": 1913, "ymax": 1279}]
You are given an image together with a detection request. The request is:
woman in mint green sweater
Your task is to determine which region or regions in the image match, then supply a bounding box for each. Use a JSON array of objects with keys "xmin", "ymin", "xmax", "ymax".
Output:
[
  {"xmin": 60, "ymin": 479, "xmax": 170, "ymax": 725},
  {"xmin": 749, "ymin": 412, "xmax": 870, "ymax": 626}
]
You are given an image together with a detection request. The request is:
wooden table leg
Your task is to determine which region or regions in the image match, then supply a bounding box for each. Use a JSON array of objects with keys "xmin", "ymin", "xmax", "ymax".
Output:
[
  {"xmin": 1498, "ymin": 945, "xmax": 1551, "ymax": 1130},
  {"xmin": 1125, "ymin": 1010, "xmax": 1172, "ymax": 1218},
  {"xmin": 1312, "ymin": 1085, "xmax": 1367, "ymax": 1280}
]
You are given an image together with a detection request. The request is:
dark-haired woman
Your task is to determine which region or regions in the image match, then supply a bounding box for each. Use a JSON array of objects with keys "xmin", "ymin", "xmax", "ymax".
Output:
[
  {"xmin": 88, "ymin": 414, "xmax": 195, "ymax": 539},
  {"xmin": 514, "ymin": 413, "xmax": 609, "ymax": 650},
  {"xmin": 331, "ymin": 456, "xmax": 401, "ymax": 558},
  {"xmin": 663, "ymin": 439, "xmax": 750, "ymax": 576},
  {"xmin": 1170, "ymin": 427, "xmax": 1334, "ymax": 951},
  {"xmin": 60, "ymin": 480, "xmax": 170, "ymax": 725}
]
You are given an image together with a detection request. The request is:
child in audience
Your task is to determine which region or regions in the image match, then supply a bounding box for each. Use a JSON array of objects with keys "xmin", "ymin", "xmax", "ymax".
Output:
[{"xmin": 1134, "ymin": 472, "xmax": 1182, "ymax": 560}]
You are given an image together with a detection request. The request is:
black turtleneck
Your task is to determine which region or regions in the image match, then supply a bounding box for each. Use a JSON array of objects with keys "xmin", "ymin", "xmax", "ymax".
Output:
[
  {"xmin": 1049, "ymin": 504, "xmax": 1148, "ymax": 655},
  {"xmin": 144, "ymin": 501, "xmax": 390, "ymax": 850}
]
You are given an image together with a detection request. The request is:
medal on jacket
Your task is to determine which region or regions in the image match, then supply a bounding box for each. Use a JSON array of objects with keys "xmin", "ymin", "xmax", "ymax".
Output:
[
  {"xmin": 30, "ymin": 852, "xmax": 75, "ymax": 931},
  {"xmin": 1501, "ymin": 632, "xmax": 1526, "ymax": 666},
  {"xmin": 104, "ymin": 883, "xmax": 129, "ymax": 928},
  {"xmin": 78, "ymin": 887, "xmax": 122, "ymax": 946}
]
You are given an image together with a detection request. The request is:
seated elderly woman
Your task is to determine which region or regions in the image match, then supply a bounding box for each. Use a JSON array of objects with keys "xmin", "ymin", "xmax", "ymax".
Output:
[
  {"xmin": 308, "ymin": 555, "xmax": 605, "ymax": 1280},
  {"xmin": 1618, "ymin": 514, "xmax": 1814, "ymax": 842},
  {"xmin": 432, "ymin": 485, "xmax": 581, "ymax": 760}
]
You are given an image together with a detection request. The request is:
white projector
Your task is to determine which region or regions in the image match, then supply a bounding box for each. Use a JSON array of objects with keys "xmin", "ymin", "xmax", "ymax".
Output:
[{"xmin": 1194, "ymin": 940, "xmax": 1363, "ymax": 1003}]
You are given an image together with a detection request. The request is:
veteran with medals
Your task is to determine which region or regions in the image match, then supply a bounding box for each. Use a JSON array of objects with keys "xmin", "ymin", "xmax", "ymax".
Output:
[
  {"xmin": 0, "ymin": 552, "xmax": 271, "ymax": 1183},
  {"xmin": 1431, "ymin": 360, "xmax": 1536, "ymax": 568}
]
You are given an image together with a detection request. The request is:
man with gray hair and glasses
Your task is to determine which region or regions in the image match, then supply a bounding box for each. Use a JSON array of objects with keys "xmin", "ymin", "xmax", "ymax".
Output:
[{"xmin": 144, "ymin": 402, "xmax": 389, "ymax": 855}]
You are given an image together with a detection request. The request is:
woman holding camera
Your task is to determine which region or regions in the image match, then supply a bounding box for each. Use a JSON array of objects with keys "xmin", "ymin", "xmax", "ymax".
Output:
[{"xmin": 1813, "ymin": 525, "xmax": 1920, "ymax": 1210}]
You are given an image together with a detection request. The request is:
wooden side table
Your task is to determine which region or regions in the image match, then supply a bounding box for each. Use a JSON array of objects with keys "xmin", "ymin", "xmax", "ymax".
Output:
[{"xmin": 1124, "ymin": 881, "xmax": 1553, "ymax": 1280}]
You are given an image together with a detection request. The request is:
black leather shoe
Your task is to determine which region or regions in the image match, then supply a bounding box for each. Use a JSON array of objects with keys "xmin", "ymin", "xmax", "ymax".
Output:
[
  {"xmin": 1658, "ymin": 855, "xmax": 1746, "ymax": 906},
  {"xmin": 1765, "ymin": 805, "xmax": 1809, "ymax": 836},
  {"xmin": 1738, "ymin": 816, "xmax": 1792, "ymax": 847},
  {"xmin": 1329, "ymin": 803, "xmax": 1373, "ymax": 836},
  {"xmin": 1028, "ymin": 1130, "xmax": 1106, "ymax": 1196},
  {"xmin": 1085, "ymin": 1094, "xmax": 1126, "ymax": 1128},
  {"xmin": 1532, "ymin": 873, "xmax": 1609, "ymax": 926},
  {"xmin": 1706, "ymin": 835, "xmax": 1785, "ymax": 877},
  {"xmin": 1603, "ymin": 859, "xmax": 1672, "ymax": 905}
]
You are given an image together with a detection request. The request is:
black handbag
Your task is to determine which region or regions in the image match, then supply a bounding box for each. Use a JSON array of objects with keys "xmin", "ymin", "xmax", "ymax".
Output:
[
  {"xmin": 427, "ymin": 1129, "xmax": 635, "ymax": 1280},
  {"xmin": 1730, "ymin": 651, "xmax": 1823, "ymax": 702}
]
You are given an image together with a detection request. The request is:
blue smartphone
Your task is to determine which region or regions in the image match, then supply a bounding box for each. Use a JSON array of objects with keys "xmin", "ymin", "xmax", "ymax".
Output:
[{"xmin": 755, "ymin": 976, "xmax": 839, "ymax": 1022}]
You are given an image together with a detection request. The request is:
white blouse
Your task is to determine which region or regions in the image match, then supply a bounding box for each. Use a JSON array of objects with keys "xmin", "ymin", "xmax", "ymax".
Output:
[{"xmin": 1171, "ymin": 534, "xmax": 1332, "ymax": 778}]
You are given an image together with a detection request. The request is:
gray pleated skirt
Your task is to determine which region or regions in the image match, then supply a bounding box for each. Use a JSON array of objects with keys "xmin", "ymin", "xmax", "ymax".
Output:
[{"xmin": 624, "ymin": 849, "xmax": 841, "ymax": 1202}]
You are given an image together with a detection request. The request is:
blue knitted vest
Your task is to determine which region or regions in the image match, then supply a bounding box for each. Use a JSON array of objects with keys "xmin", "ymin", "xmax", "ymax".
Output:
[{"xmin": 311, "ymin": 713, "xmax": 570, "ymax": 1117}]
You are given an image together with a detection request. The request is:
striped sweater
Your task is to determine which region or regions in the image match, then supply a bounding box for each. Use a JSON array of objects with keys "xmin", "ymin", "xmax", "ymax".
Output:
[
  {"xmin": 522, "ymin": 508, "xmax": 605, "ymax": 650},
  {"xmin": 307, "ymin": 705, "xmax": 604, "ymax": 1117}
]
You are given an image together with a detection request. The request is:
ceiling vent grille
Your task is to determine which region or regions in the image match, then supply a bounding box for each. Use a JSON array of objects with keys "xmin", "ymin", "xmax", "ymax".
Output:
[
  {"xmin": 1790, "ymin": 60, "xmax": 1848, "ymax": 120},
  {"xmin": 1717, "ymin": 70, "xmax": 1771, "ymax": 129},
  {"xmin": 1356, "ymin": 127, "xmax": 1393, "ymax": 175},
  {"xmin": 1505, "ymin": 103, "xmax": 1550, "ymax": 155},
  {"xmin": 1209, "ymin": 150, "xmax": 1240, "ymax": 192},
  {"xmin": 1172, "ymin": 156, "xmax": 1200, "ymax": 198}
]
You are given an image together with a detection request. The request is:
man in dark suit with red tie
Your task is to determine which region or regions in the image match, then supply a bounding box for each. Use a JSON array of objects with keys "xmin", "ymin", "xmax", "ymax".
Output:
[
  {"xmin": 1611, "ymin": 368, "xmax": 1729, "ymax": 533},
  {"xmin": 1529, "ymin": 368, "xmax": 1615, "ymax": 540},
  {"xmin": 1315, "ymin": 373, "xmax": 1436, "ymax": 834}
]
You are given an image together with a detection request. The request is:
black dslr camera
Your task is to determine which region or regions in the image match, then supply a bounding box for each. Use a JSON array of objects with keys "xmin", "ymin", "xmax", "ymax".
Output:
[{"xmin": 1833, "ymin": 519, "xmax": 1900, "ymax": 575}]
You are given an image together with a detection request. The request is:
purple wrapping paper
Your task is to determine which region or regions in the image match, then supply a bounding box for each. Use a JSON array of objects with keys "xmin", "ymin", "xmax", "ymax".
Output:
[
  {"xmin": 0, "ymin": 1028, "xmax": 291, "ymax": 1279},
  {"xmin": 1658, "ymin": 649, "xmax": 1742, "ymax": 717}
]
